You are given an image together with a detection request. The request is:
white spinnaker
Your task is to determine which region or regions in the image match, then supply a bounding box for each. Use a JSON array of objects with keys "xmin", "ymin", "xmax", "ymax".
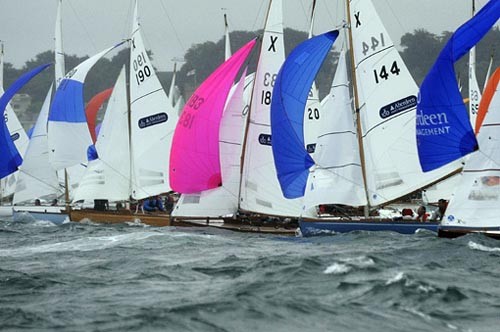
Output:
[
  {"xmin": 48, "ymin": 44, "xmax": 120, "ymax": 171},
  {"xmin": 73, "ymin": 67, "xmax": 130, "ymax": 202},
  {"xmin": 129, "ymin": 2, "xmax": 178, "ymax": 199},
  {"xmin": 350, "ymin": 0, "xmax": 461, "ymax": 206},
  {"xmin": 469, "ymin": 46, "xmax": 482, "ymax": 128},
  {"xmin": 240, "ymin": 0, "xmax": 311, "ymax": 217},
  {"xmin": 304, "ymin": 49, "xmax": 367, "ymax": 208},
  {"xmin": 173, "ymin": 72, "xmax": 254, "ymax": 218},
  {"xmin": 443, "ymin": 77, "xmax": 500, "ymax": 228},
  {"xmin": 13, "ymin": 87, "xmax": 61, "ymax": 204}
]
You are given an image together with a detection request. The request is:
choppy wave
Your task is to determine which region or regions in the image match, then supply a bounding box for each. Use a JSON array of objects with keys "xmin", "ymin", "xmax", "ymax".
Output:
[{"xmin": 1, "ymin": 218, "xmax": 499, "ymax": 331}]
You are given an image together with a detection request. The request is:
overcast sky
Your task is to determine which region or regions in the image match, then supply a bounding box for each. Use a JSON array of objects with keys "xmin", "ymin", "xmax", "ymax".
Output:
[{"xmin": 0, "ymin": 0, "xmax": 494, "ymax": 71}]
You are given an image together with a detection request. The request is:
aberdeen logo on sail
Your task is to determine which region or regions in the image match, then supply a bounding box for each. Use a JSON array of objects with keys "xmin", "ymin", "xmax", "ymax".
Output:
[
  {"xmin": 379, "ymin": 95, "xmax": 417, "ymax": 119},
  {"xmin": 10, "ymin": 133, "xmax": 20, "ymax": 142},
  {"xmin": 416, "ymin": 109, "xmax": 450, "ymax": 136},
  {"xmin": 138, "ymin": 112, "xmax": 168, "ymax": 129},
  {"xmin": 258, "ymin": 134, "xmax": 272, "ymax": 146}
]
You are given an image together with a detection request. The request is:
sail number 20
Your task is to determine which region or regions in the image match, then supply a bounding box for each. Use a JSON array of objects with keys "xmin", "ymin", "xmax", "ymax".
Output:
[
  {"xmin": 261, "ymin": 72, "xmax": 277, "ymax": 105},
  {"xmin": 133, "ymin": 52, "xmax": 151, "ymax": 85}
]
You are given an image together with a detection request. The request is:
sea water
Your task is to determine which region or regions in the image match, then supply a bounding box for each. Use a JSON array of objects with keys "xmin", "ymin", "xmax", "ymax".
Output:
[{"xmin": 1, "ymin": 217, "xmax": 499, "ymax": 331}]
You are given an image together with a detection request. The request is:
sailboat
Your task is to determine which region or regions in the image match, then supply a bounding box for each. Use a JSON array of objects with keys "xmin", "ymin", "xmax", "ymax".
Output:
[
  {"xmin": 412, "ymin": 0, "xmax": 500, "ymax": 238},
  {"xmin": 170, "ymin": 13, "xmax": 257, "ymax": 223},
  {"xmin": 69, "ymin": 1, "xmax": 179, "ymax": 226},
  {"xmin": 272, "ymin": 0, "xmax": 464, "ymax": 236},
  {"xmin": 438, "ymin": 67, "xmax": 499, "ymax": 238},
  {"xmin": 0, "ymin": 64, "xmax": 52, "ymax": 217},
  {"xmin": 0, "ymin": 43, "xmax": 31, "ymax": 216}
]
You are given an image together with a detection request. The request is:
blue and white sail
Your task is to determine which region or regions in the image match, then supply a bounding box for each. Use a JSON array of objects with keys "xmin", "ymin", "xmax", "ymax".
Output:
[
  {"xmin": 416, "ymin": 0, "xmax": 500, "ymax": 172},
  {"xmin": 48, "ymin": 42, "xmax": 124, "ymax": 171},
  {"xmin": 271, "ymin": 31, "xmax": 339, "ymax": 199},
  {"xmin": 0, "ymin": 63, "xmax": 51, "ymax": 179},
  {"xmin": 0, "ymin": 43, "xmax": 30, "ymax": 198}
]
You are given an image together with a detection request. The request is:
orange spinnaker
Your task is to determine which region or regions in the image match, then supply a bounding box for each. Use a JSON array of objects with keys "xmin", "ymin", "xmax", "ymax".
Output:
[
  {"xmin": 476, "ymin": 67, "xmax": 500, "ymax": 134},
  {"xmin": 85, "ymin": 88, "xmax": 113, "ymax": 143}
]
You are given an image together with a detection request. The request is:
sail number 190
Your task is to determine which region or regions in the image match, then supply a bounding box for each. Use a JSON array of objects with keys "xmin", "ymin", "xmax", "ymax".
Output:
[{"xmin": 133, "ymin": 52, "xmax": 151, "ymax": 85}]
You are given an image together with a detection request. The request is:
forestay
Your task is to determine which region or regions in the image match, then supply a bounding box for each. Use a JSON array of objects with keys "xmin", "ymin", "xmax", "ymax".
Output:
[{"xmin": 416, "ymin": 0, "xmax": 499, "ymax": 172}]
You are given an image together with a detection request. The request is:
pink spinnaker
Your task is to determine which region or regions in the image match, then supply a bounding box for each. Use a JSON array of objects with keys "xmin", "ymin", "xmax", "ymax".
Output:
[{"xmin": 170, "ymin": 39, "xmax": 256, "ymax": 193}]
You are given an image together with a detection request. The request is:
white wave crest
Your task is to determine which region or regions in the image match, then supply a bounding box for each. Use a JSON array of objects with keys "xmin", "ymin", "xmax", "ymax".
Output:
[
  {"xmin": 468, "ymin": 241, "xmax": 500, "ymax": 252},
  {"xmin": 386, "ymin": 272, "xmax": 405, "ymax": 285},
  {"xmin": 341, "ymin": 256, "xmax": 375, "ymax": 268},
  {"xmin": 0, "ymin": 231, "xmax": 164, "ymax": 257},
  {"xmin": 324, "ymin": 263, "xmax": 351, "ymax": 275}
]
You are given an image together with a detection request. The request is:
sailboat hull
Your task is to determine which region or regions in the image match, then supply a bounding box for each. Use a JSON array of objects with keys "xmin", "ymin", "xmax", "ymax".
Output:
[
  {"xmin": 13, "ymin": 206, "xmax": 68, "ymax": 224},
  {"xmin": 70, "ymin": 209, "xmax": 172, "ymax": 227},
  {"xmin": 299, "ymin": 219, "xmax": 438, "ymax": 236},
  {"xmin": 438, "ymin": 226, "xmax": 500, "ymax": 239}
]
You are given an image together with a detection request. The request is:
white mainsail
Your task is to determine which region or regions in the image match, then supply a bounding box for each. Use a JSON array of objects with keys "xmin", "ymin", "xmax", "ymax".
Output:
[
  {"xmin": 13, "ymin": 87, "xmax": 62, "ymax": 204},
  {"xmin": 73, "ymin": 67, "xmax": 130, "ymax": 202},
  {"xmin": 349, "ymin": 0, "xmax": 461, "ymax": 206},
  {"xmin": 55, "ymin": 0, "xmax": 65, "ymax": 87},
  {"xmin": 443, "ymin": 70, "xmax": 500, "ymax": 228},
  {"xmin": 304, "ymin": 49, "xmax": 367, "ymax": 208},
  {"xmin": 240, "ymin": 0, "xmax": 311, "ymax": 217},
  {"xmin": 129, "ymin": 2, "xmax": 178, "ymax": 199}
]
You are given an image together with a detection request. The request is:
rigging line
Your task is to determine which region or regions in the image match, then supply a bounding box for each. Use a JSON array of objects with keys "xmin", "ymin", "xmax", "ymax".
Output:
[
  {"xmin": 381, "ymin": 0, "xmax": 407, "ymax": 46},
  {"xmin": 121, "ymin": 0, "xmax": 134, "ymax": 42},
  {"xmin": 17, "ymin": 170, "xmax": 61, "ymax": 192},
  {"xmin": 67, "ymin": 0, "xmax": 98, "ymax": 54},
  {"xmin": 251, "ymin": 0, "xmax": 266, "ymax": 31},
  {"xmin": 159, "ymin": 0, "xmax": 186, "ymax": 54}
]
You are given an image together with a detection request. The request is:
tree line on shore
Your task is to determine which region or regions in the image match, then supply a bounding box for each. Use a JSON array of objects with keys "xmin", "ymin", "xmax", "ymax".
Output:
[{"xmin": 3, "ymin": 27, "xmax": 499, "ymax": 129}]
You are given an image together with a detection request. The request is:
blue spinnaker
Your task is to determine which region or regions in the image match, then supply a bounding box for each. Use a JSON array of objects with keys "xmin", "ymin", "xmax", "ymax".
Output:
[
  {"xmin": 0, "ymin": 63, "xmax": 51, "ymax": 178},
  {"xmin": 271, "ymin": 30, "xmax": 339, "ymax": 198},
  {"xmin": 416, "ymin": 0, "xmax": 500, "ymax": 172}
]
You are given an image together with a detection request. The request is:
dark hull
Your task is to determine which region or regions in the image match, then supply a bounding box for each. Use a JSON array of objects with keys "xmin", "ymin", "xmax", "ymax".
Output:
[
  {"xmin": 299, "ymin": 218, "xmax": 439, "ymax": 237},
  {"xmin": 438, "ymin": 226, "xmax": 500, "ymax": 239},
  {"xmin": 172, "ymin": 216, "xmax": 298, "ymax": 235}
]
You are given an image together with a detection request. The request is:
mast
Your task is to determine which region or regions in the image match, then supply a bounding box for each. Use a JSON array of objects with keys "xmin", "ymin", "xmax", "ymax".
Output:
[
  {"xmin": 224, "ymin": 12, "xmax": 232, "ymax": 61},
  {"xmin": 55, "ymin": 0, "xmax": 70, "ymax": 209},
  {"xmin": 308, "ymin": 0, "xmax": 317, "ymax": 39},
  {"xmin": 345, "ymin": 0, "xmax": 370, "ymax": 214},
  {"xmin": 237, "ymin": 0, "xmax": 270, "ymax": 210}
]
